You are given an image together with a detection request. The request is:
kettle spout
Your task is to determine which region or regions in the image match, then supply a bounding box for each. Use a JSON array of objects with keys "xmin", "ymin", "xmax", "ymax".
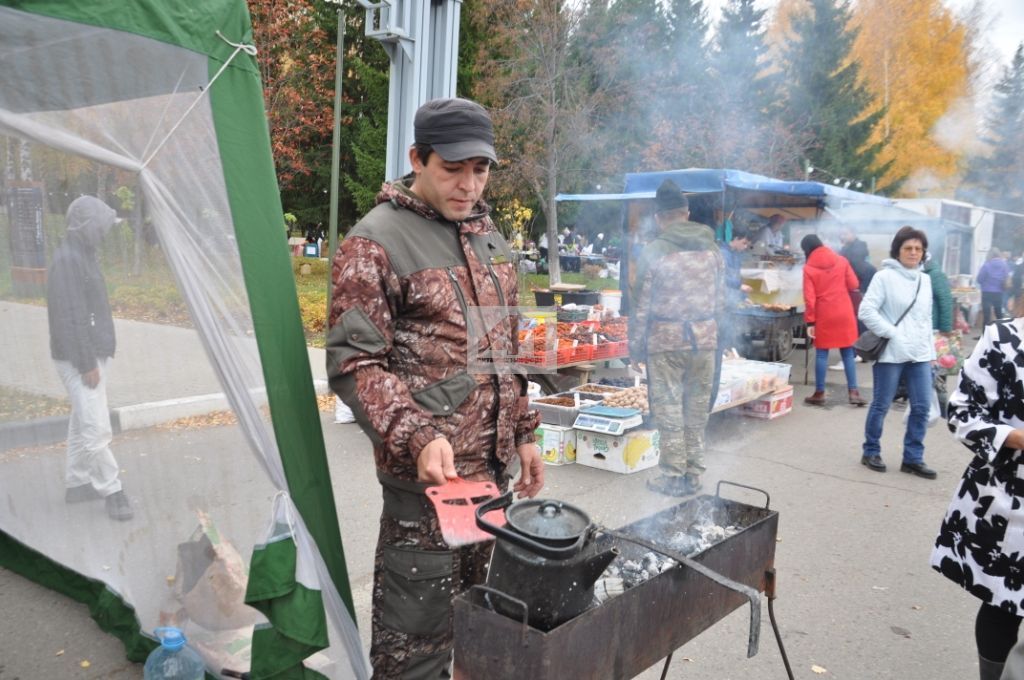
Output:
[{"xmin": 582, "ymin": 547, "xmax": 620, "ymax": 586}]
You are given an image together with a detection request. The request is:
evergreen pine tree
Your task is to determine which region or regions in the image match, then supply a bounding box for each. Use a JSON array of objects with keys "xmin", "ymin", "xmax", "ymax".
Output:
[
  {"xmin": 961, "ymin": 45, "xmax": 1024, "ymax": 212},
  {"xmin": 706, "ymin": 0, "xmax": 792, "ymax": 172},
  {"xmin": 575, "ymin": 0, "xmax": 668, "ymax": 176},
  {"xmin": 713, "ymin": 0, "xmax": 777, "ymax": 119},
  {"xmin": 343, "ymin": 53, "xmax": 390, "ymax": 217},
  {"xmin": 779, "ymin": 0, "xmax": 888, "ymax": 188},
  {"xmin": 648, "ymin": 0, "xmax": 715, "ymax": 167}
]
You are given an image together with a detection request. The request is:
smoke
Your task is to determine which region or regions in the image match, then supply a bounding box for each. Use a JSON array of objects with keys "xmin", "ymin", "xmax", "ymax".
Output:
[{"xmin": 932, "ymin": 96, "xmax": 987, "ymax": 156}]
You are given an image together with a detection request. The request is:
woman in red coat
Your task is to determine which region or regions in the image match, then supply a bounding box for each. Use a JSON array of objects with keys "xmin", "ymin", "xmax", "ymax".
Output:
[{"xmin": 801, "ymin": 234, "xmax": 867, "ymax": 406}]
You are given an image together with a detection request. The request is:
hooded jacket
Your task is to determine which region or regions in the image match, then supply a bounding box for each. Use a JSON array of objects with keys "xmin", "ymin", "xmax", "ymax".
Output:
[
  {"xmin": 47, "ymin": 197, "xmax": 117, "ymax": 372},
  {"xmin": 840, "ymin": 238, "xmax": 876, "ymax": 293},
  {"xmin": 802, "ymin": 245, "xmax": 859, "ymax": 349},
  {"xmin": 327, "ymin": 179, "xmax": 537, "ymax": 482},
  {"xmin": 629, "ymin": 219, "xmax": 724, "ymax": 355},
  {"xmin": 858, "ymin": 258, "xmax": 935, "ymax": 363},
  {"xmin": 923, "ymin": 258, "xmax": 953, "ymax": 332}
]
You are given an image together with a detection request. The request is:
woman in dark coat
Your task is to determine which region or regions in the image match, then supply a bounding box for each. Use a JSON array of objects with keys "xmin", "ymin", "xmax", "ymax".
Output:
[
  {"xmin": 932, "ymin": 287, "xmax": 1024, "ymax": 679},
  {"xmin": 800, "ymin": 235, "xmax": 866, "ymax": 406}
]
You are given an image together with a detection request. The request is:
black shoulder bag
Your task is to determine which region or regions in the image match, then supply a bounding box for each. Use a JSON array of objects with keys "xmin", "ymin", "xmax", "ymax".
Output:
[{"xmin": 853, "ymin": 275, "xmax": 921, "ymax": 362}]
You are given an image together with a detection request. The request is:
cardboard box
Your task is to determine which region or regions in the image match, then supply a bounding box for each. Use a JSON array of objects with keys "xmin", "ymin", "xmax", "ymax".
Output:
[
  {"xmin": 537, "ymin": 424, "xmax": 576, "ymax": 465},
  {"xmin": 575, "ymin": 428, "xmax": 660, "ymax": 474},
  {"xmin": 741, "ymin": 385, "xmax": 794, "ymax": 419}
]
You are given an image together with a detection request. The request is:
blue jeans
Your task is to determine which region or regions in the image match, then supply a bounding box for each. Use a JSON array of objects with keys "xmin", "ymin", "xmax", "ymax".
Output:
[
  {"xmin": 862, "ymin": 361, "xmax": 932, "ymax": 464},
  {"xmin": 816, "ymin": 347, "xmax": 858, "ymax": 392}
]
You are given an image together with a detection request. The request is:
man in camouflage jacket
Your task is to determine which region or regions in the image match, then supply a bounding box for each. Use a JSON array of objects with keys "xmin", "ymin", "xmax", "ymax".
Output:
[
  {"xmin": 327, "ymin": 98, "xmax": 543, "ymax": 679},
  {"xmin": 629, "ymin": 180, "xmax": 725, "ymax": 498}
]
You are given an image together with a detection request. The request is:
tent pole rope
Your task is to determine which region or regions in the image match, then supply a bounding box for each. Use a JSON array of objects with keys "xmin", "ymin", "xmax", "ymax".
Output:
[{"xmin": 140, "ymin": 31, "xmax": 257, "ymax": 170}]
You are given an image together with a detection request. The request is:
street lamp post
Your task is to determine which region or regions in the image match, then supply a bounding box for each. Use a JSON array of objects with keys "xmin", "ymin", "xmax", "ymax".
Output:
[{"xmin": 326, "ymin": 3, "xmax": 345, "ymax": 316}]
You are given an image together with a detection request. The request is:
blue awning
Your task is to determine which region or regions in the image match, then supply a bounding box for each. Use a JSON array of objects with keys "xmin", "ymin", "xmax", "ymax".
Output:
[{"xmin": 555, "ymin": 168, "xmax": 893, "ymax": 207}]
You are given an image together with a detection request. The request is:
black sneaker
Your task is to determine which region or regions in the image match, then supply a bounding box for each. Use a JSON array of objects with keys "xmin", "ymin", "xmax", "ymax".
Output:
[
  {"xmin": 105, "ymin": 491, "xmax": 134, "ymax": 521},
  {"xmin": 65, "ymin": 484, "xmax": 103, "ymax": 503}
]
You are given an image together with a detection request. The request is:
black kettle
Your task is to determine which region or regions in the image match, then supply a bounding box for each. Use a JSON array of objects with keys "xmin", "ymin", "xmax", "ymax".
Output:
[{"xmin": 476, "ymin": 493, "xmax": 619, "ymax": 631}]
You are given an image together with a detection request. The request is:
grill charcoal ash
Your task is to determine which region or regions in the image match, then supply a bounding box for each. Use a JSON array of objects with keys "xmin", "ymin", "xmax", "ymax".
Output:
[
  {"xmin": 667, "ymin": 521, "xmax": 742, "ymax": 555},
  {"xmin": 591, "ymin": 517, "xmax": 744, "ymax": 602}
]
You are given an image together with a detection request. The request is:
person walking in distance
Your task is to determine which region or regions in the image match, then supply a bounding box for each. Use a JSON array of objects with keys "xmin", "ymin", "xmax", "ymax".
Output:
[
  {"xmin": 47, "ymin": 196, "xmax": 133, "ymax": 521},
  {"xmin": 630, "ymin": 180, "xmax": 725, "ymax": 497},
  {"xmin": 327, "ymin": 98, "xmax": 543, "ymax": 678},
  {"xmin": 976, "ymin": 248, "xmax": 1010, "ymax": 332}
]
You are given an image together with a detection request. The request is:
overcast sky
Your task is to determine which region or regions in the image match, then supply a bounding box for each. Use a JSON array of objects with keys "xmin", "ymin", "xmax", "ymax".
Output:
[{"xmin": 702, "ymin": 0, "xmax": 1023, "ymax": 66}]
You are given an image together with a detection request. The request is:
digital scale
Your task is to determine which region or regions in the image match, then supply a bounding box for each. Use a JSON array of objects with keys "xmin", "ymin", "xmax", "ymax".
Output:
[{"xmin": 573, "ymin": 405, "xmax": 643, "ymax": 436}]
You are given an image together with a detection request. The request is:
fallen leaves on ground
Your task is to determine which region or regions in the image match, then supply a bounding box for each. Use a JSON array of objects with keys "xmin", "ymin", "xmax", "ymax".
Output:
[{"xmin": 157, "ymin": 395, "xmax": 335, "ymax": 431}]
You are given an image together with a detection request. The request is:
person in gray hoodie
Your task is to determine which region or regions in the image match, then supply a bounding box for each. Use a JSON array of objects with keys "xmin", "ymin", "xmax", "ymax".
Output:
[
  {"xmin": 46, "ymin": 196, "xmax": 133, "ymax": 521},
  {"xmin": 858, "ymin": 226, "xmax": 937, "ymax": 479}
]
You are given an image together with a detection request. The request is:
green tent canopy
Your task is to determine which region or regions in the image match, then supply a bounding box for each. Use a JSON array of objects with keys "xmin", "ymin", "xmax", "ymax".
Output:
[{"xmin": 0, "ymin": 2, "xmax": 368, "ymax": 677}]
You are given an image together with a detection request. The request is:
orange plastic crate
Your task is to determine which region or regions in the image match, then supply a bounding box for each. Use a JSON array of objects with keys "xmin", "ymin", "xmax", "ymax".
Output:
[{"xmin": 592, "ymin": 340, "xmax": 628, "ymax": 360}]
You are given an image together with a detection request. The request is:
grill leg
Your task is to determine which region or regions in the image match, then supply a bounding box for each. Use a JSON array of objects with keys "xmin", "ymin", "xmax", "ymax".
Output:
[{"xmin": 659, "ymin": 652, "xmax": 673, "ymax": 680}]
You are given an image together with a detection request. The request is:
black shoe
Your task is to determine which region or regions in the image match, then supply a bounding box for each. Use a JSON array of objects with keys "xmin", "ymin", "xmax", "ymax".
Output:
[
  {"xmin": 900, "ymin": 462, "xmax": 937, "ymax": 479},
  {"xmin": 65, "ymin": 484, "xmax": 103, "ymax": 503},
  {"xmin": 861, "ymin": 455, "xmax": 887, "ymax": 472},
  {"xmin": 647, "ymin": 474, "xmax": 699, "ymax": 497},
  {"xmin": 105, "ymin": 491, "xmax": 134, "ymax": 521}
]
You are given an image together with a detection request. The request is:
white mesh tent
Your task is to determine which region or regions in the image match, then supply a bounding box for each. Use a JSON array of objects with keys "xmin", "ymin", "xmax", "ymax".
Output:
[{"xmin": 0, "ymin": 2, "xmax": 368, "ymax": 677}]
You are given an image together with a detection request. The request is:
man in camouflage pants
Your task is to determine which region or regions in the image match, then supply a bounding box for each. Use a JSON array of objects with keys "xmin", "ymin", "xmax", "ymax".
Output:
[
  {"xmin": 629, "ymin": 179, "xmax": 725, "ymax": 497},
  {"xmin": 327, "ymin": 98, "xmax": 543, "ymax": 679}
]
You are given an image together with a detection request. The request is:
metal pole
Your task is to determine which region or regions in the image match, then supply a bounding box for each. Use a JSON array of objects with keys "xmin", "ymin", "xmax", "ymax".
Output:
[{"xmin": 326, "ymin": 9, "xmax": 345, "ymax": 318}]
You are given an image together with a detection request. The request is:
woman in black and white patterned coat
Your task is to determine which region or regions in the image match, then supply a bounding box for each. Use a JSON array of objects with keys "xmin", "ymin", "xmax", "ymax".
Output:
[{"xmin": 932, "ymin": 312, "xmax": 1024, "ymax": 680}]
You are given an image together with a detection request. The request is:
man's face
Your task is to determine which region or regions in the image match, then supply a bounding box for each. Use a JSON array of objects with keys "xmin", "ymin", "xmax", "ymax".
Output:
[
  {"xmin": 409, "ymin": 151, "xmax": 490, "ymax": 222},
  {"xmin": 770, "ymin": 217, "xmax": 785, "ymax": 233},
  {"xmin": 839, "ymin": 229, "xmax": 855, "ymax": 245},
  {"xmin": 732, "ymin": 237, "xmax": 751, "ymax": 252}
]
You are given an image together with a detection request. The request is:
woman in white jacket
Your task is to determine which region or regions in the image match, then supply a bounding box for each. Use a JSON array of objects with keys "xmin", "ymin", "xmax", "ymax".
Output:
[{"xmin": 857, "ymin": 226, "xmax": 937, "ymax": 478}]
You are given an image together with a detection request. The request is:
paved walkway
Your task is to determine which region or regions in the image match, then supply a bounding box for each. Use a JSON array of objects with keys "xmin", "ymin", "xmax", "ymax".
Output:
[
  {"xmin": 0, "ymin": 300, "xmax": 327, "ymax": 430},
  {"xmin": 0, "ymin": 346, "xmax": 986, "ymax": 679}
]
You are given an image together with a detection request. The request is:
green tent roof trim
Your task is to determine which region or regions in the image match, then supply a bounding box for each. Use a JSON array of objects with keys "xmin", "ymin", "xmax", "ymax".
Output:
[{"xmin": 0, "ymin": 530, "xmax": 157, "ymax": 662}]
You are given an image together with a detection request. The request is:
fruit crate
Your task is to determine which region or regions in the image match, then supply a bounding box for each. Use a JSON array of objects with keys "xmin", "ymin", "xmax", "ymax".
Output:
[
  {"xmin": 531, "ymin": 392, "xmax": 602, "ymax": 426},
  {"xmin": 517, "ymin": 348, "xmax": 558, "ymax": 368},
  {"xmin": 557, "ymin": 343, "xmax": 593, "ymax": 365},
  {"xmin": 591, "ymin": 340, "xmax": 628, "ymax": 361}
]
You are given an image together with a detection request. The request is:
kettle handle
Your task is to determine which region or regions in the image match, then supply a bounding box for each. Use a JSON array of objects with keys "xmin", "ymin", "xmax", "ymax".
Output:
[{"xmin": 475, "ymin": 493, "xmax": 586, "ymax": 560}]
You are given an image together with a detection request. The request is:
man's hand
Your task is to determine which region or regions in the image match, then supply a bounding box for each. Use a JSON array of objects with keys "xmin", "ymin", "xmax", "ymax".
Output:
[
  {"xmin": 417, "ymin": 437, "xmax": 457, "ymax": 485},
  {"xmin": 81, "ymin": 368, "xmax": 100, "ymax": 389},
  {"xmin": 513, "ymin": 443, "xmax": 544, "ymax": 499},
  {"xmin": 806, "ymin": 326, "xmax": 816, "ymax": 340},
  {"xmin": 740, "ymin": 284, "xmax": 753, "ymax": 294}
]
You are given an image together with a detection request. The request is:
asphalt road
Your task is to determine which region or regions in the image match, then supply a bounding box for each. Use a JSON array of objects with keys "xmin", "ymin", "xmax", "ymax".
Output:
[{"xmin": 0, "ymin": 353, "xmax": 984, "ymax": 680}]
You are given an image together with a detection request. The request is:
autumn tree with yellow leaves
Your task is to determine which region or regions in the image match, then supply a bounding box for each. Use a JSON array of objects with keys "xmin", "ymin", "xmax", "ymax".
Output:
[{"xmin": 850, "ymin": 0, "xmax": 972, "ymax": 195}]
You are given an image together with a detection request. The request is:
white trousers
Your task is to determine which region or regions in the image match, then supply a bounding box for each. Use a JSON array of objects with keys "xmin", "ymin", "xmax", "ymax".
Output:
[{"xmin": 54, "ymin": 358, "xmax": 121, "ymax": 496}]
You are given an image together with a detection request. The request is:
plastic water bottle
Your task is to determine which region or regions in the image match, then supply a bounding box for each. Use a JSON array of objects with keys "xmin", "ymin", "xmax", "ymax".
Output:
[{"xmin": 143, "ymin": 627, "xmax": 205, "ymax": 680}]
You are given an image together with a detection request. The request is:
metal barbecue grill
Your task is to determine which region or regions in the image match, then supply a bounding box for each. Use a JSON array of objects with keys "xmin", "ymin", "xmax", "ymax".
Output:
[{"xmin": 453, "ymin": 481, "xmax": 792, "ymax": 679}]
